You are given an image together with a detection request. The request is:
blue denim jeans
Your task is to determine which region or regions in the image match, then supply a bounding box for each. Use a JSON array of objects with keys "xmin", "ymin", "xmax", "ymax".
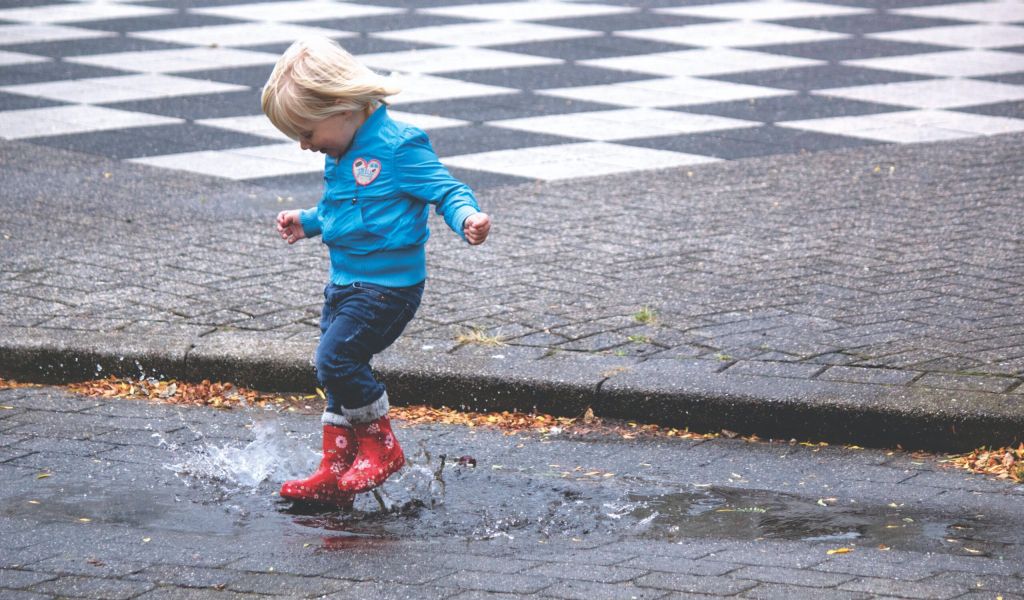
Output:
[{"xmin": 315, "ymin": 281, "xmax": 423, "ymax": 416}]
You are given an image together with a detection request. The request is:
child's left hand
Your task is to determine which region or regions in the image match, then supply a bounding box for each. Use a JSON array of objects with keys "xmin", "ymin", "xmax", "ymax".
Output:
[{"xmin": 464, "ymin": 213, "xmax": 491, "ymax": 245}]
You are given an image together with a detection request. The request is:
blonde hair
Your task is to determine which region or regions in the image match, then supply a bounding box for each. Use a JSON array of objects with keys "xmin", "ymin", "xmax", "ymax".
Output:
[{"xmin": 261, "ymin": 36, "xmax": 401, "ymax": 140}]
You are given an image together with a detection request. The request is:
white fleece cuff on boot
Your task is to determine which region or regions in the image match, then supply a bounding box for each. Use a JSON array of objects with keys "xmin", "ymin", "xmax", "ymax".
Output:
[
  {"xmin": 321, "ymin": 411, "xmax": 352, "ymax": 428},
  {"xmin": 342, "ymin": 391, "xmax": 389, "ymax": 424}
]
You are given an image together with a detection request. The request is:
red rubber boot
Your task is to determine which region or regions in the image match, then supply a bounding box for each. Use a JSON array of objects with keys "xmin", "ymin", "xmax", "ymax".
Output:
[
  {"xmin": 336, "ymin": 416, "xmax": 404, "ymax": 494},
  {"xmin": 280, "ymin": 423, "xmax": 356, "ymax": 508}
]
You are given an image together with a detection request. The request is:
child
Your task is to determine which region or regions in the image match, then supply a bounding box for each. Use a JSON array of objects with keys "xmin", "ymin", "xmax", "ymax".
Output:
[{"xmin": 261, "ymin": 36, "xmax": 491, "ymax": 507}]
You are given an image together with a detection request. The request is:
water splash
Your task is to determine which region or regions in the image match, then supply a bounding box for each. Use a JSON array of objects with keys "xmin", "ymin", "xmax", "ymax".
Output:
[{"xmin": 166, "ymin": 419, "xmax": 315, "ymax": 491}]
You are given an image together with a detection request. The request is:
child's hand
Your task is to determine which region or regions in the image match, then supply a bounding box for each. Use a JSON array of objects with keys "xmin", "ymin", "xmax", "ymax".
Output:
[
  {"xmin": 464, "ymin": 212, "xmax": 490, "ymax": 245},
  {"xmin": 277, "ymin": 210, "xmax": 306, "ymax": 245}
]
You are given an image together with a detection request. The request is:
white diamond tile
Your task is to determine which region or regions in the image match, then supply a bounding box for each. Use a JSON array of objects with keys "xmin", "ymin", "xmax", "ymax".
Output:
[
  {"xmin": 870, "ymin": 24, "xmax": 1024, "ymax": 48},
  {"xmin": 196, "ymin": 115, "xmax": 291, "ymax": 140},
  {"xmin": 815, "ymin": 78, "xmax": 1024, "ymax": 109},
  {"xmin": 779, "ymin": 109, "xmax": 1024, "ymax": 143},
  {"xmin": 420, "ymin": 1, "xmax": 636, "ymax": 22},
  {"xmin": 386, "ymin": 110, "xmax": 469, "ymax": 131},
  {"xmin": 581, "ymin": 48, "xmax": 823, "ymax": 77},
  {"xmin": 0, "ymin": 74, "xmax": 248, "ymax": 104},
  {"xmin": 373, "ymin": 21, "xmax": 600, "ymax": 47},
  {"xmin": 845, "ymin": 49, "xmax": 1024, "ymax": 78},
  {"xmin": 387, "ymin": 73, "xmax": 516, "ymax": 105},
  {"xmin": 443, "ymin": 142, "xmax": 718, "ymax": 181},
  {"xmin": 66, "ymin": 47, "xmax": 281, "ymax": 74},
  {"xmin": 0, "ymin": 50, "xmax": 50, "ymax": 67},
  {"xmin": 0, "ymin": 3, "xmax": 172, "ymax": 24},
  {"xmin": 618, "ymin": 22, "xmax": 848, "ymax": 48},
  {"xmin": 893, "ymin": 1, "xmax": 1024, "ymax": 24},
  {"xmin": 539, "ymin": 76, "xmax": 793, "ymax": 108},
  {"xmin": 193, "ymin": 1, "xmax": 400, "ymax": 23},
  {"xmin": 0, "ymin": 105, "xmax": 181, "ymax": 140},
  {"xmin": 0, "ymin": 24, "xmax": 115, "ymax": 45},
  {"xmin": 131, "ymin": 23, "xmax": 355, "ymax": 48},
  {"xmin": 131, "ymin": 143, "xmax": 324, "ymax": 180},
  {"xmin": 490, "ymin": 108, "xmax": 757, "ymax": 141},
  {"xmin": 358, "ymin": 47, "xmax": 560, "ymax": 75},
  {"xmin": 657, "ymin": 1, "xmax": 870, "ymax": 21}
]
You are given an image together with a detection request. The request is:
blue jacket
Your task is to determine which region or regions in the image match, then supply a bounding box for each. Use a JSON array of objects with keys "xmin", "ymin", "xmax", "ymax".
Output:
[{"xmin": 298, "ymin": 105, "xmax": 480, "ymax": 287}]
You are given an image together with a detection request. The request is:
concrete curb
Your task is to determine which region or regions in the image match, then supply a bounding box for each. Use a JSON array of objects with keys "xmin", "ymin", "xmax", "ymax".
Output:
[{"xmin": 2, "ymin": 328, "xmax": 1020, "ymax": 453}]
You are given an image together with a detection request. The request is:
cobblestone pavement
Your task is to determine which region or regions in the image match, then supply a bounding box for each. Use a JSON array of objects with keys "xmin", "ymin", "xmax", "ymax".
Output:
[
  {"xmin": 2, "ymin": 126, "xmax": 1022, "ymax": 450},
  {"xmin": 2, "ymin": 386, "xmax": 1022, "ymax": 599}
]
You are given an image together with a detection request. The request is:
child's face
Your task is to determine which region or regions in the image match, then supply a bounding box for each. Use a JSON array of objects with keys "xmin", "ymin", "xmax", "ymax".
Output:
[{"xmin": 295, "ymin": 111, "xmax": 364, "ymax": 159}]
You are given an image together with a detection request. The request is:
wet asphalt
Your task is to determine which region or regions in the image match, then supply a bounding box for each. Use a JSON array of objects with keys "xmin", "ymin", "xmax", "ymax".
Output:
[{"xmin": 2, "ymin": 385, "xmax": 1022, "ymax": 599}]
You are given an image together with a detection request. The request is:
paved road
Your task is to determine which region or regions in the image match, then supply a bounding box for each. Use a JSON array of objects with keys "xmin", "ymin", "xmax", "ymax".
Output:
[{"xmin": 2, "ymin": 386, "xmax": 1023, "ymax": 599}]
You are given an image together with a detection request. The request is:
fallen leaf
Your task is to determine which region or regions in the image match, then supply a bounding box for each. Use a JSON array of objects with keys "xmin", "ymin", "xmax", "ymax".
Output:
[
  {"xmin": 36, "ymin": 473, "xmax": 52, "ymax": 479},
  {"xmin": 78, "ymin": 518, "xmax": 92, "ymax": 523},
  {"xmin": 827, "ymin": 547, "xmax": 853, "ymax": 555},
  {"xmin": 142, "ymin": 537, "xmax": 151, "ymax": 543}
]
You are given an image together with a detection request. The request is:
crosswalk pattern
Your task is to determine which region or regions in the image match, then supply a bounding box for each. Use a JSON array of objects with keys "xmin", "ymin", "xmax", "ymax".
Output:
[{"xmin": 1, "ymin": 0, "xmax": 1023, "ymax": 190}]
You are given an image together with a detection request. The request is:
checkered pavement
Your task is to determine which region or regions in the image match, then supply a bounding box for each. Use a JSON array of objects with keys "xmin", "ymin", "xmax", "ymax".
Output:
[{"xmin": 1, "ymin": 0, "xmax": 1023, "ymax": 191}]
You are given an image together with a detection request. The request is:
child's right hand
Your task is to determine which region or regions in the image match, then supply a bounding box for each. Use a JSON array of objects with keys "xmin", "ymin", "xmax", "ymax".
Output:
[{"xmin": 277, "ymin": 210, "xmax": 306, "ymax": 245}]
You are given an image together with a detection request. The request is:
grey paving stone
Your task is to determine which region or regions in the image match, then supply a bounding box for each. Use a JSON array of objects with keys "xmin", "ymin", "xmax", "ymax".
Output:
[
  {"xmin": 634, "ymin": 572, "xmax": 757, "ymax": 596},
  {"xmin": 728, "ymin": 565, "xmax": 856, "ymax": 588},
  {"xmin": 539, "ymin": 578, "xmax": 671, "ymax": 600},
  {"xmin": 434, "ymin": 570, "xmax": 559, "ymax": 595},
  {"xmin": 28, "ymin": 575, "xmax": 154, "ymax": 600},
  {"xmin": 0, "ymin": 568, "xmax": 58, "ymax": 590},
  {"xmin": 226, "ymin": 572, "xmax": 349, "ymax": 596},
  {"xmin": 520, "ymin": 562, "xmax": 647, "ymax": 584},
  {"xmin": 620, "ymin": 557, "xmax": 738, "ymax": 577},
  {"xmin": 837, "ymin": 575, "xmax": 968, "ymax": 599},
  {"xmin": 739, "ymin": 583, "xmax": 871, "ymax": 600},
  {"xmin": 124, "ymin": 565, "xmax": 241, "ymax": 589}
]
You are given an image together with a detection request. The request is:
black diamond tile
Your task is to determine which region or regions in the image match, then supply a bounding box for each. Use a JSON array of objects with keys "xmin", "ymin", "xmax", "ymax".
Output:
[
  {"xmin": 1005, "ymin": 45, "xmax": 1024, "ymax": 54},
  {"xmin": 543, "ymin": 12, "xmax": 716, "ymax": 33},
  {"xmin": 83, "ymin": 13, "xmax": 246, "ymax": 33},
  {"xmin": 421, "ymin": 124, "xmax": 575, "ymax": 157},
  {"xmin": 394, "ymin": 92, "xmax": 619, "ymax": 122},
  {"xmin": 754, "ymin": 38, "xmax": 955, "ymax": 61},
  {"xmin": 819, "ymin": 0, "xmax": 964, "ymax": 8},
  {"xmin": 706, "ymin": 64, "xmax": 927, "ymax": 92},
  {"xmin": 622, "ymin": 125, "xmax": 875, "ymax": 159},
  {"xmin": 144, "ymin": 0, "xmax": 287, "ymax": 8},
  {"xmin": 676, "ymin": 93, "xmax": 907, "ymax": 123},
  {"xmin": 978, "ymin": 72, "xmax": 1024, "ymax": 85},
  {"xmin": 0, "ymin": 61, "xmax": 127, "ymax": 86},
  {"xmin": 0, "ymin": 91, "xmax": 67, "ymax": 111},
  {"xmin": 1, "ymin": 36, "xmax": 187, "ymax": 59},
  {"xmin": 102, "ymin": 90, "xmax": 262, "ymax": 119},
  {"xmin": 774, "ymin": 14, "xmax": 964, "ymax": 35},
  {"xmin": 363, "ymin": 0, "xmax": 493, "ymax": 7},
  {"xmin": 0, "ymin": 0, "xmax": 62, "ymax": 6},
  {"xmin": 342, "ymin": 37, "xmax": 441, "ymax": 56},
  {"xmin": 443, "ymin": 63, "xmax": 652, "ymax": 91},
  {"xmin": 187, "ymin": 65, "xmax": 274, "ymax": 88},
  {"xmin": 26, "ymin": 123, "xmax": 274, "ymax": 160},
  {"xmin": 493, "ymin": 34, "xmax": 692, "ymax": 60},
  {"xmin": 245, "ymin": 172, "xmax": 324, "ymax": 200},
  {"xmin": 320, "ymin": 13, "xmax": 471, "ymax": 34},
  {"xmin": 958, "ymin": 101, "xmax": 1024, "ymax": 119},
  {"xmin": 445, "ymin": 165, "xmax": 533, "ymax": 191}
]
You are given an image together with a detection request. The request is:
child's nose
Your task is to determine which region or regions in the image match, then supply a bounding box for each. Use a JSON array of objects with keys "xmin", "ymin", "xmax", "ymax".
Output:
[{"xmin": 300, "ymin": 139, "xmax": 312, "ymax": 151}]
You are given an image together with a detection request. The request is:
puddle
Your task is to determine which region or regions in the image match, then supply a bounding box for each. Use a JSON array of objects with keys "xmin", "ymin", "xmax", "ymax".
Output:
[{"xmin": 7, "ymin": 411, "xmax": 1018, "ymax": 559}]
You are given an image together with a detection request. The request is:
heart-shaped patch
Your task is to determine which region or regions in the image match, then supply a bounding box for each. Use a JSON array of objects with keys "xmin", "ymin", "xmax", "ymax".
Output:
[{"xmin": 352, "ymin": 157, "xmax": 381, "ymax": 186}]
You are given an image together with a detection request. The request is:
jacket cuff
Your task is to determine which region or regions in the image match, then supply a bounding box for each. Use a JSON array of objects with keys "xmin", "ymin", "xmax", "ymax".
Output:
[
  {"xmin": 299, "ymin": 207, "xmax": 321, "ymax": 238},
  {"xmin": 452, "ymin": 205, "xmax": 479, "ymax": 240}
]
